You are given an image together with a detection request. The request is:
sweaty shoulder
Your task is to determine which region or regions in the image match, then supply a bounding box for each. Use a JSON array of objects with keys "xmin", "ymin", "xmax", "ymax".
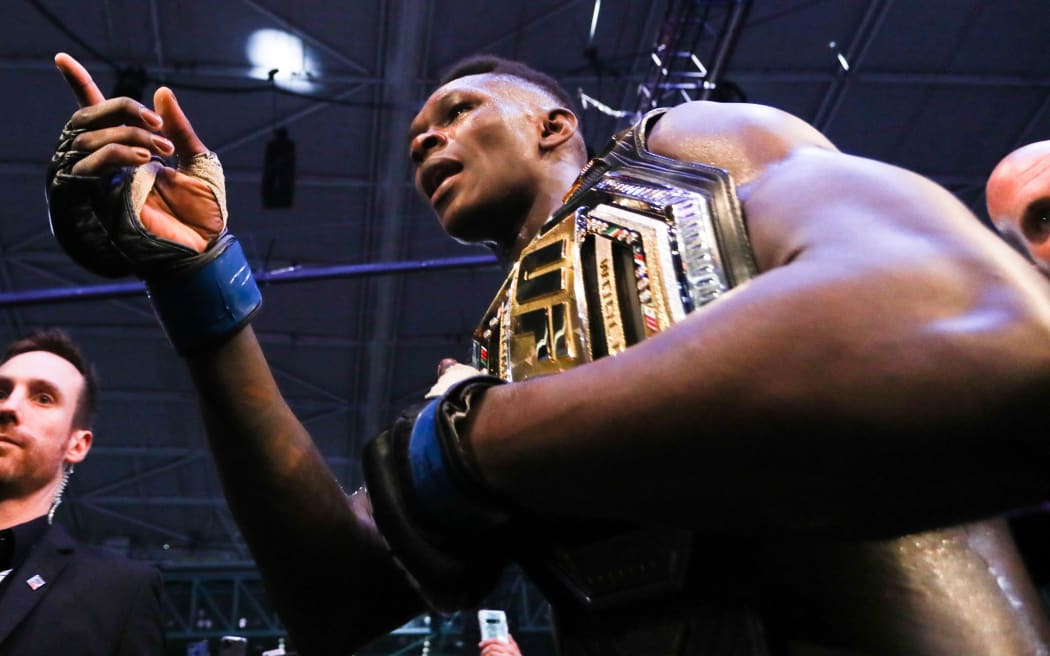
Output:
[
  {"xmin": 646, "ymin": 101, "xmax": 837, "ymax": 187},
  {"xmin": 646, "ymin": 101, "xmax": 1011, "ymax": 277}
]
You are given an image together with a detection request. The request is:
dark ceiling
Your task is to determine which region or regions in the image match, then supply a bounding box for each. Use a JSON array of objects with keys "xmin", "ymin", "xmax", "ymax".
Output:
[{"xmin": 0, "ymin": 0, "xmax": 1048, "ymax": 626}]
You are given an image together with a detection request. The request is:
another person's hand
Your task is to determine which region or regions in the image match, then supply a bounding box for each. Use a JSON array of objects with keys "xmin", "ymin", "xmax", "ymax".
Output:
[
  {"xmin": 479, "ymin": 633, "xmax": 522, "ymax": 656},
  {"xmin": 426, "ymin": 358, "xmax": 485, "ymax": 398}
]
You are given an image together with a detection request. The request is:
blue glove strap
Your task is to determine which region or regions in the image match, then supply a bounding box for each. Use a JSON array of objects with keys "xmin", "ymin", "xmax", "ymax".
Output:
[
  {"xmin": 407, "ymin": 399, "xmax": 490, "ymax": 531},
  {"xmin": 146, "ymin": 238, "xmax": 262, "ymax": 355}
]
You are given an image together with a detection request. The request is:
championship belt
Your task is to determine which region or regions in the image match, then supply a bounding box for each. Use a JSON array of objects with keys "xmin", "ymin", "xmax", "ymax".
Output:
[
  {"xmin": 469, "ymin": 111, "xmax": 760, "ymax": 627},
  {"xmin": 473, "ymin": 108, "xmax": 757, "ymax": 382}
]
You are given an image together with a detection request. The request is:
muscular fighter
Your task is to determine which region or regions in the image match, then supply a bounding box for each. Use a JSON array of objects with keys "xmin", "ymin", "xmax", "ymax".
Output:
[
  {"xmin": 45, "ymin": 52, "xmax": 1050, "ymax": 656},
  {"xmin": 987, "ymin": 139, "xmax": 1050, "ymax": 275}
]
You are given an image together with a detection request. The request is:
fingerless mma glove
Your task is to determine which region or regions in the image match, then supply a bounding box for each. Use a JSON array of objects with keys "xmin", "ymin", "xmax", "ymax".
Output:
[{"xmin": 46, "ymin": 121, "xmax": 261, "ymax": 354}]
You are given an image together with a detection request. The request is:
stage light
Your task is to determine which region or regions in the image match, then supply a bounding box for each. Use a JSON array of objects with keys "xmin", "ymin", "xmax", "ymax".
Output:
[{"xmin": 246, "ymin": 29, "xmax": 321, "ymax": 92}]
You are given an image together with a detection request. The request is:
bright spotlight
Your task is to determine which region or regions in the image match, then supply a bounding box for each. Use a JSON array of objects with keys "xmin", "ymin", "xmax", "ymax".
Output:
[{"xmin": 246, "ymin": 29, "xmax": 321, "ymax": 92}]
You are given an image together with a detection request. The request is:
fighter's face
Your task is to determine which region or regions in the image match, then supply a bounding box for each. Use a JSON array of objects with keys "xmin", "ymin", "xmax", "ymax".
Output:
[
  {"xmin": 0, "ymin": 351, "xmax": 90, "ymax": 501},
  {"xmin": 986, "ymin": 141, "xmax": 1050, "ymax": 276},
  {"xmin": 408, "ymin": 74, "xmax": 548, "ymax": 245}
]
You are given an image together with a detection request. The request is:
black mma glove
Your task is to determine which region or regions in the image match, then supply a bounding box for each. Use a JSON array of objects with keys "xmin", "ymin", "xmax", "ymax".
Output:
[
  {"xmin": 362, "ymin": 375, "xmax": 513, "ymax": 612},
  {"xmin": 46, "ymin": 121, "xmax": 261, "ymax": 354}
]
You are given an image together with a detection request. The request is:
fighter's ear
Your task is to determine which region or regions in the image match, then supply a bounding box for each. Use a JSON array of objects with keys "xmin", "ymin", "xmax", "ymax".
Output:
[{"xmin": 540, "ymin": 108, "xmax": 579, "ymax": 151}]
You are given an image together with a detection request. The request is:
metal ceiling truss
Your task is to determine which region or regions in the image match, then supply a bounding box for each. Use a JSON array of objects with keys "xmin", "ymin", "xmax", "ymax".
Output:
[
  {"xmin": 497, "ymin": 566, "xmax": 554, "ymax": 634},
  {"xmin": 161, "ymin": 569, "xmax": 283, "ymax": 641},
  {"xmin": 61, "ymin": 443, "xmax": 360, "ymax": 562},
  {"xmin": 156, "ymin": 566, "xmax": 552, "ymax": 650},
  {"xmin": 635, "ymin": 0, "xmax": 753, "ymax": 115}
]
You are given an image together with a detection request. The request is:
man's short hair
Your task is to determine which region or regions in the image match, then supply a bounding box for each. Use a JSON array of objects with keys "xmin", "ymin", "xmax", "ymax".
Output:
[
  {"xmin": 3, "ymin": 328, "xmax": 99, "ymax": 429},
  {"xmin": 439, "ymin": 54, "xmax": 582, "ymax": 118}
]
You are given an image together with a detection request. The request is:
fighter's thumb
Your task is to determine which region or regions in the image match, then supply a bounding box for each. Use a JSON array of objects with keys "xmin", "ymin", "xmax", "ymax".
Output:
[{"xmin": 154, "ymin": 87, "xmax": 208, "ymax": 161}]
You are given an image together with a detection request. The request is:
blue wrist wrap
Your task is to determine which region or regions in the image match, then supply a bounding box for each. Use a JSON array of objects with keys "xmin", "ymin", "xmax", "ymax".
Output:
[
  {"xmin": 146, "ymin": 237, "xmax": 262, "ymax": 355},
  {"xmin": 407, "ymin": 399, "xmax": 492, "ymax": 531}
]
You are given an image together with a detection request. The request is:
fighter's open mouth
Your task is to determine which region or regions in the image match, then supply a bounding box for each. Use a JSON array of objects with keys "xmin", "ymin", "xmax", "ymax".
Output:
[{"xmin": 421, "ymin": 159, "xmax": 463, "ymax": 201}]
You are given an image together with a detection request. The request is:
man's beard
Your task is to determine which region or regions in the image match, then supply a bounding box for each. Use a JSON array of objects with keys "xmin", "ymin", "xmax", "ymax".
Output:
[{"xmin": 0, "ymin": 460, "xmax": 57, "ymax": 502}]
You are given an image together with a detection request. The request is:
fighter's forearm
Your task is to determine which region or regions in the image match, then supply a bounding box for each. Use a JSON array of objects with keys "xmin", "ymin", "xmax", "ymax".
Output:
[{"xmin": 184, "ymin": 326, "xmax": 423, "ymax": 654}]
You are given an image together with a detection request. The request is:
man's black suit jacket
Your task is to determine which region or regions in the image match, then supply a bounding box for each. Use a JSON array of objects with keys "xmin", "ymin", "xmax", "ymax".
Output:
[{"xmin": 0, "ymin": 522, "xmax": 165, "ymax": 655}]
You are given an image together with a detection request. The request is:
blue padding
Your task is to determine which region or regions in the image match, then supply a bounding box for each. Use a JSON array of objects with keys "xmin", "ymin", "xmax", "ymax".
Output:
[
  {"xmin": 407, "ymin": 400, "xmax": 488, "ymax": 529},
  {"xmin": 146, "ymin": 238, "xmax": 262, "ymax": 354}
]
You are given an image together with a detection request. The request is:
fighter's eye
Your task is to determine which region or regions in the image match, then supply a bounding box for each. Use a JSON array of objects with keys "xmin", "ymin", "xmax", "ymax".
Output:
[{"xmin": 445, "ymin": 103, "xmax": 472, "ymax": 124}]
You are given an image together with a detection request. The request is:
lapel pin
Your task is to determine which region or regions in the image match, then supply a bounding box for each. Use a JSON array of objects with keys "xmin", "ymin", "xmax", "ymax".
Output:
[{"xmin": 26, "ymin": 574, "xmax": 45, "ymax": 590}]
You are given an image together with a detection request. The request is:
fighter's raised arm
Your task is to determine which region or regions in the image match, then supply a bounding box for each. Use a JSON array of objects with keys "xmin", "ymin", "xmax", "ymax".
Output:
[{"xmin": 47, "ymin": 53, "xmax": 425, "ymax": 655}]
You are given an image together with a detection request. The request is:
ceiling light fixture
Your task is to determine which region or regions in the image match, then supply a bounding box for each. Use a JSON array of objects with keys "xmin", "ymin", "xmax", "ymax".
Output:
[{"xmin": 246, "ymin": 29, "xmax": 321, "ymax": 92}]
